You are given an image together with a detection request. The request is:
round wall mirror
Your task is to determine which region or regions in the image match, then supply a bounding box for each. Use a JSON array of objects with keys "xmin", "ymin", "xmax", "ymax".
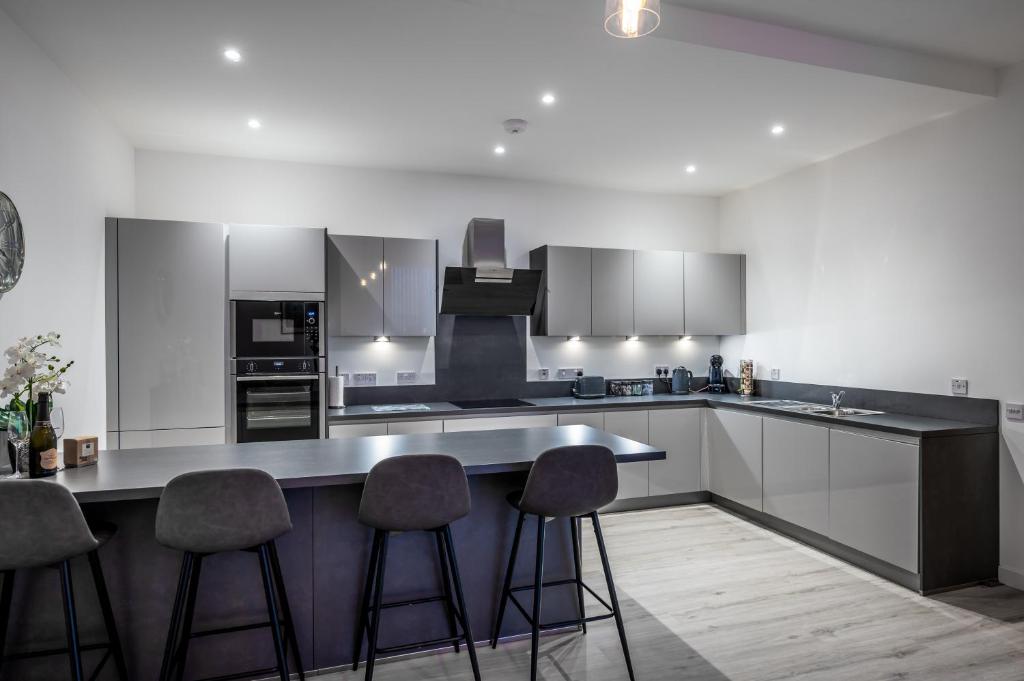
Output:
[{"xmin": 0, "ymin": 191, "xmax": 26, "ymax": 296}]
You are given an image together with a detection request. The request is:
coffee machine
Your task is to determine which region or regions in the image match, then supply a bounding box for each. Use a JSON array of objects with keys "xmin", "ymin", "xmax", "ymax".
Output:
[{"xmin": 708, "ymin": 354, "xmax": 727, "ymax": 393}]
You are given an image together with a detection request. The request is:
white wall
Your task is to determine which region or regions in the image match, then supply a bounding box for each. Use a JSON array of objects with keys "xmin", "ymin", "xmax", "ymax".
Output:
[
  {"xmin": 718, "ymin": 62, "xmax": 1024, "ymax": 586},
  {"xmin": 136, "ymin": 150, "xmax": 721, "ymax": 383},
  {"xmin": 0, "ymin": 9, "xmax": 134, "ymax": 446}
]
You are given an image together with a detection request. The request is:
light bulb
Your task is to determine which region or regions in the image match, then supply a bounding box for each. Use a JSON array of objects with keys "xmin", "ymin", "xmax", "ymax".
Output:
[{"xmin": 621, "ymin": 0, "xmax": 643, "ymax": 37}]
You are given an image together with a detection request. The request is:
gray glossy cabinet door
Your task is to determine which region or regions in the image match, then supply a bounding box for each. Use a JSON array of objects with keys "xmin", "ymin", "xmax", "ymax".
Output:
[
  {"xmin": 684, "ymin": 253, "xmax": 745, "ymax": 335},
  {"xmin": 115, "ymin": 219, "xmax": 226, "ymax": 432},
  {"xmin": 648, "ymin": 408, "xmax": 702, "ymax": 495},
  {"xmin": 829, "ymin": 429, "xmax": 919, "ymax": 573},
  {"xmin": 383, "ymin": 237, "xmax": 437, "ymax": 337},
  {"xmin": 530, "ymin": 246, "xmax": 591, "ymax": 336},
  {"xmin": 229, "ymin": 224, "xmax": 326, "ymax": 297},
  {"xmin": 119, "ymin": 427, "xmax": 225, "ymax": 450},
  {"xmin": 328, "ymin": 235, "xmax": 384, "ymax": 336},
  {"xmin": 603, "ymin": 410, "xmax": 650, "ymax": 500},
  {"xmin": 763, "ymin": 417, "xmax": 829, "ymax": 535},
  {"xmin": 707, "ymin": 408, "xmax": 763, "ymax": 511},
  {"xmin": 634, "ymin": 250, "xmax": 686, "ymax": 335},
  {"xmin": 591, "ymin": 248, "xmax": 634, "ymax": 336}
]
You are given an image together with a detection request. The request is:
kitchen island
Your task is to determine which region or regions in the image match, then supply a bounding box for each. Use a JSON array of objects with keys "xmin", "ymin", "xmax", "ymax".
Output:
[{"xmin": 5, "ymin": 426, "xmax": 664, "ymax": 680}]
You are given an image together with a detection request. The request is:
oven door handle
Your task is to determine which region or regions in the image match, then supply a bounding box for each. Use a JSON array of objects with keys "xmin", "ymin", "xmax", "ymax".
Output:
[{"xmin": 236, "ymin": 375, "xmax": 320, "ymax": 382}]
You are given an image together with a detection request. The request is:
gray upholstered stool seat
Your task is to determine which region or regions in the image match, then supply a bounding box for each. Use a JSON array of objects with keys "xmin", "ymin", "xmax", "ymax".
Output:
[
  {"xmin": 492, "ymin": 445, "xmax": 635, "ymax": 681},
  {"xmin": 0, "ymin": 480, "xmax": 128, "ymax": 681},
  {"xmin": 353, "ymin": 455, "xmax": 480, "ymax": 681},
  {"xmin": 155, "ymin": 469, "xmax": 304, "ymax": 681}
]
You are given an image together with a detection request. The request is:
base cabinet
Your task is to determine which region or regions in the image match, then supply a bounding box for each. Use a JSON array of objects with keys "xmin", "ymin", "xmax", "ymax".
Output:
[
  {"xmin": 707, "ymin": 409, "xmax": 763, "ymax": 511},
  {"xmin": 442, "ymin": 414, "xmax": 557, "ymax": 433},
  {"xmin": 329, "ymin": 423, "xmax": 388, "ymax": 439},
  {"xmin": 762, "ymin": 417, "xmax": 829, "ymax": 535},
  {"xmin": 556, "ymin": 412, "xmax": 605, "ymax": 429},
  {"xmin": 117, "ymin": 427, "xmax": 226, "ymax": 450},
  {"xmin": 387, "ymin": 419, "xmax": 443, "ymax": 435},
  {"xmin": 603, "ymin": 410, "xmax": 650, "ymax": 500},
  {"xmin": 829, "ymin": 429, "xmax": 919, "ymax": 573},
  {"xmin": 648, "ymin": 409, "xmax": 702, "ymax": 495}
]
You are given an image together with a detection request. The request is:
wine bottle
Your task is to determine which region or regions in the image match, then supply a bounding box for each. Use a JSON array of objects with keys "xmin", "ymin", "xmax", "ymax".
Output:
[{"xmin": 28, "ymin": 392, "xmax": 59, "ymax": 478}]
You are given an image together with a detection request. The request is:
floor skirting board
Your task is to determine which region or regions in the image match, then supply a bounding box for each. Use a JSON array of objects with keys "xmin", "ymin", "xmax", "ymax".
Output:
[{"xmin": 998, "ymin": 565, "xmax": 1024, "ymax": 592}]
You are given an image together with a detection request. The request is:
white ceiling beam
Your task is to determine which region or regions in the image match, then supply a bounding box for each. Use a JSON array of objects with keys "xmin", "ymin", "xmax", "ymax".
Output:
[{"xmin": 655, "ymin": 4, "xmax": 998, "ymax": 97}]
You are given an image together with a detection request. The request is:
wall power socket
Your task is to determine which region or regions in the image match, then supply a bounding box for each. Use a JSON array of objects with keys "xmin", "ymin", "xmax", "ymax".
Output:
[
  {"xmin": 538, "ymin": 368, "xmax": 550, "ymax": 381},
  {"xmin": 951, "ymin": 378, "xmax": 969, "ymax": 396},
  {"xmin": 1007, "ymin": 403, "xmax": 1024, "ymax": 422}
]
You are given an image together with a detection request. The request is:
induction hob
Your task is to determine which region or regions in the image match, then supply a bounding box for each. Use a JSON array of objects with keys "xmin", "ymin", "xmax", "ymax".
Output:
[{"xmin": 449, "ymin": 398, "xmax": 534, "ymax": 410}]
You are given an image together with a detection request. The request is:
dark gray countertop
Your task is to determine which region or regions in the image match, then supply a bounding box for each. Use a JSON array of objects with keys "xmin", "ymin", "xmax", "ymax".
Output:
[
  {"xmin": 329, "ymin": 393, "xmax": 995, "ymax": 438},
  {"xmin": 55, "ymin": 425, "xmax": 664, "ymax": 503}
]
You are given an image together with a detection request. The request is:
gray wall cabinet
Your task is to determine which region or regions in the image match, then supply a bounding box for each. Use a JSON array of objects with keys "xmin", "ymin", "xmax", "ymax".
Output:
[
  {"xmin": 684, "ymin": 252, "xmax": 745, "ymax": 335},
  {"xmin": 530, "ymin": 246, "xmax": 592, "ymax": 337},
  {"xmin": 634, "ymin": 250, "xmax": 686, "ymax": 335},
  {"xmin": 328, "ymin": 235, "xmax": 437, "ymax": 337},
  {"xmin": 603, "ymin": 410, "xmax": 650, "ymax": 500},
  {"xmin": 229, "ymin": 224, "xmax": 326, "ymax": 298},
  {"xmin": 762, "ymin": 416, "xmax": 829, "ymax": 535},
  {"xmin": 591, "ymin": 248, "xmax": 634, "ymax": 336},
  {"xmin": 106, "ymin": 218, "xmax": 226, "ymax": 445},
  {"xmin": 649, "ymin": 408, "xmax": 702, "ymax": 495},
  {"xmin": 707, "ymin": 408, "xmax": 763, "ymax": 511},
  {"xmin": 829, "ymin": 429, "xmax": 919, "ymax": 573}
]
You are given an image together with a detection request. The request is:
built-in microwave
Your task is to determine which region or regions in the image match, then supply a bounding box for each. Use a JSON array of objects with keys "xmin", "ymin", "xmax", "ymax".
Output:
[{"xmin": 231, "ymin": 300, "xmax": 322, "ymax": 359}]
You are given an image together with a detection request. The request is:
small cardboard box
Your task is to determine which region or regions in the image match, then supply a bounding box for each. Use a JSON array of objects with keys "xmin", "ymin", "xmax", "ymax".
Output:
[{"xmin": 64, "ymin": 436, "xmax": 99, "ymax": 468}]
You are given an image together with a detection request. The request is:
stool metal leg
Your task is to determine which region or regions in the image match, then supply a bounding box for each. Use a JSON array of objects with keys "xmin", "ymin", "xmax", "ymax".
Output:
[
  {"xmin": 435, "ymin": 531, "xmax": 461, "ymax": 655},
  {"xmin": 440, "ymin": 525, "xmax": 481, "ymax": 681},
  {"xmin": 58, "ymin": 560, "xmax": 84, "ymax": 681},
  {"xmin": 530, "ymin": 516, "xmax": 546, "ymax": 681},
  {"xmin": 590, "ymin": 512, "xmax": 635, "ymax": 681},
  {"xmin": 173, "ymin": 553, "xmax": 203, "ymax": 681},
  {"xmin": 353, "ymin": 529, "xmax": 382, "ymax": 671},
  {"xmin": 258, "ymin": 544, "xmax": 290, "ymax": 681},
  {"xmin": 159, "ymin": 552, "xmax": 192, "ymax": 681},
  {"xmin": 268, "ymin": 540, "xmax": 306, "ymax": 680},
  {"xmin": 0, "ymin": 570, "xmax": 14, "ymax": 675},
  {"xmin": 87, "ymin": 551, "xmax": 129, "ymax": 681},
  {"xmin": 491, "ymin": 510, "xmax": 525, "ymax": 648},
  {"xmin": 365, "ymin": 530, "xmax": 390, "ymax": 681},
  {"xmin": 570, "ymin": 516, "xmax": 587, "ymax": 635}
]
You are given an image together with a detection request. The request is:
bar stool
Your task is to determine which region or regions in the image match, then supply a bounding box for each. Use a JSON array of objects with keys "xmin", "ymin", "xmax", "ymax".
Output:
[
  {"xmin": 0, "ymin": 480, "xmax": 128, "ymax": 681},
  {"xmin": 491, "ymin": 445, "xmax": 635, "ymax": 681},
  {"xmin": 353, "ymin": 454, "xmax": 481, "ymax": 681},
  {"xmin": 155, "ymin": 469, "xmax": 304, "ymax": 681}
]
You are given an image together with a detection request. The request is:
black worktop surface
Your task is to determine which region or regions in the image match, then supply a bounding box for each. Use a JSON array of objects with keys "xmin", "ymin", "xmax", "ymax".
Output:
[
  {"xmin": 56, "ymin": 425, "xmax": 664, "ymax": 503},
  {"xmin": 328, "ymin": 393, "xmax": 996, "ymax": 438}
]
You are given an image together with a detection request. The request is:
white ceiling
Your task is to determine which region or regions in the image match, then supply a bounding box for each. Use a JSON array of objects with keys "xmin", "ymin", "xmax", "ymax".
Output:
[
  {"xmin": 667, "ymin": 0, "xmax": 1024, "ymax": 66},
  {"xmin": 0, "ymin": 0, "xmax": 1004, "ymax": 195}
]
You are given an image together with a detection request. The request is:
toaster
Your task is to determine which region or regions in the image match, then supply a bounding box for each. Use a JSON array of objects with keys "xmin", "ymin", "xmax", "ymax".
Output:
[{"xmin": 572, "ymin": 375, "xmax": 606, "ymax": 399}]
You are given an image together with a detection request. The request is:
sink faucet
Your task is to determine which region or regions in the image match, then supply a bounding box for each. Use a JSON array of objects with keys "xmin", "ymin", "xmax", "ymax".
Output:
[{"xmin": 831, "ymin": 391, "xmax": 846, "ymax": 410}]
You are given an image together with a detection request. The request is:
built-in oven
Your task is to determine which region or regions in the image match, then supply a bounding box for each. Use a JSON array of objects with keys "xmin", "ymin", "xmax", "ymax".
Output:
[
  {"xmin": 231, "ymin": 300, "xmax": 322, "ymax": 359},
  {"xmin": 230, "ymin": 358, "xmax": 325, "ymax": 443}
]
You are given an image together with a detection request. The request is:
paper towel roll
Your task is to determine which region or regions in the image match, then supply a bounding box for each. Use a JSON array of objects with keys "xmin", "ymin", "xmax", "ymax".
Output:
[{"xmin": 328, "ymin": 375, "xmax": 345, "ymax": 408}]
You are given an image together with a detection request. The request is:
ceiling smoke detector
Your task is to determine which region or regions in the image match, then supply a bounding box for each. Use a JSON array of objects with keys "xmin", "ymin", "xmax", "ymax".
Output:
[{"xmin": 502, "ymin": 118, "xmax": 529, "ymax": 135}]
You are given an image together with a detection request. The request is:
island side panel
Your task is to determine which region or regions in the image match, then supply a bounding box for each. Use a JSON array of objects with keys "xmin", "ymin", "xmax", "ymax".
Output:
[{"xmin": 312, "ymin": 472, "xmax": 580, "ymax": 670}]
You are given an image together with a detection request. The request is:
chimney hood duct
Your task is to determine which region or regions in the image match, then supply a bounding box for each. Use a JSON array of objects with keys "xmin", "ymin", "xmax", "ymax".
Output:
[{"xmin": 440, "ymin": 218, "xmax": 542, "ymax": 316}]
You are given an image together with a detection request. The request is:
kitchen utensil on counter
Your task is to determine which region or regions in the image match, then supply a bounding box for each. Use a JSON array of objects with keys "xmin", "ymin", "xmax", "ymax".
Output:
[
  {"xmin": 708, "ymin": 354, "xmax": 727, "ymax": 394},
  {"xmin": 739, "ymin": 359, "xmax": 754, "ymax": 396},
  {"xmin": 328, "ymin": 366, "xmax": 345, "ymax": 408},
  {"xmin": 572, "ymin": 375, "xmax": 606, "ymax": 399},
  {"xmin": 671, "ymin": 366, "xmax": 694, "ymax": 394}
]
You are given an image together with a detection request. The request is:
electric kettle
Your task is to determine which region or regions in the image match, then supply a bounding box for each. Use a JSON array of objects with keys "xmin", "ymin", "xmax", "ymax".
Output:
[{"xmin": 671, "ymin": 367, "xmax": 694, "ymax": 394}]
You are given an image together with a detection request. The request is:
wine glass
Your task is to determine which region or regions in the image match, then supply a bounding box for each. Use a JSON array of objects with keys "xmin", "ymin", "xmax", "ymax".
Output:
[{"xmin": 5, "ymin": 411, "xmax": 30, "ymax": 478}]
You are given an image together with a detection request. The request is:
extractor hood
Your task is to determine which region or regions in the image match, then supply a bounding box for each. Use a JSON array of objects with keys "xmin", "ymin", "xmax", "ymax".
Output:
[{"xmin": 440, "ymin": 218, "xmax": 542, "ymax": 316}]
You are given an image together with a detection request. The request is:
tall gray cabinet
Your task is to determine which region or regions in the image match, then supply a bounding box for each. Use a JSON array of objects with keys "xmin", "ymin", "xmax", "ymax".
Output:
[
  {"xmin": 328, "ymin": 235, "xmax": 437, "ymax": 337},
  {"xmin": 105, "ymin": 218, "xmax": 227, "ymax": 449}
]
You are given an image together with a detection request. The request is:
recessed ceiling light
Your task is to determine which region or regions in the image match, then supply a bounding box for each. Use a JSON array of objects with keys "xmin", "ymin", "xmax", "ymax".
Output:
[
  {"xmin": 541, "ymin": 93, "xmax": 556, "ymax": 105},
  {"xmin": 771, "ymin": 123, "xmax": 786, "ymax": 136},
  {"xmin": 223, "ymin": 47, "xmax": 242, "ymax": 63},
  {"xmin": 247, "ymin": 118, "xmax": 262, "ymax": 130},
  {"xmin": 494, "ymin": 145, "xmax": 506, "ymax": 155},
  {"xmin": 685, "ymin": 164, "xmax": 697, "ymax": 174}
]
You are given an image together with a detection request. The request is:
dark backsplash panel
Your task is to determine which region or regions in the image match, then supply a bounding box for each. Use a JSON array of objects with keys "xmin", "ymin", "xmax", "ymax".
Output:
[{"xmin": 343, "ymin": 316, "xmax": 575, "ymax": 405}]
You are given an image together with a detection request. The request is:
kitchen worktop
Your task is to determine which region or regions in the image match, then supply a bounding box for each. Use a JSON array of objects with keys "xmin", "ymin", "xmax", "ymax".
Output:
[
  {"xmin": 329, "ymin": 392, "xmax": 996, "ymax": 438},
  {"xmin": 56, "ymin": 425, "xmax": 664, "ymax": 503}
]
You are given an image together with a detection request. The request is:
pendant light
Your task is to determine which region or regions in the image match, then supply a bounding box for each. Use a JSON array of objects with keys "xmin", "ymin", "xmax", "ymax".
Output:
[{"xmin": 604, "ymin": 0, "xmax": 661, "ymax": 38}]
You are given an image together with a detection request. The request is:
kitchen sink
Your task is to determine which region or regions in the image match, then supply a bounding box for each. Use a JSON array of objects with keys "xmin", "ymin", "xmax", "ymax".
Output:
[{"xmin": 753, "ymin": 400, "xmax": 883, "ymax": 417}]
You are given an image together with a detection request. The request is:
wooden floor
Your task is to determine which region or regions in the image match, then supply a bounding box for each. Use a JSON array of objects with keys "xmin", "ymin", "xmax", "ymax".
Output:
[{"xmin": 319, "ymin": 504, "xmax": 1024, "ymax": 680}]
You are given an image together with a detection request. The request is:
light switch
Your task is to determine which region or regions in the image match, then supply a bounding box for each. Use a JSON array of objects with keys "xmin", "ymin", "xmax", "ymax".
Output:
[{"xmin": 951, "ymin": 378, "xmax": 969, "ymax": 396}]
